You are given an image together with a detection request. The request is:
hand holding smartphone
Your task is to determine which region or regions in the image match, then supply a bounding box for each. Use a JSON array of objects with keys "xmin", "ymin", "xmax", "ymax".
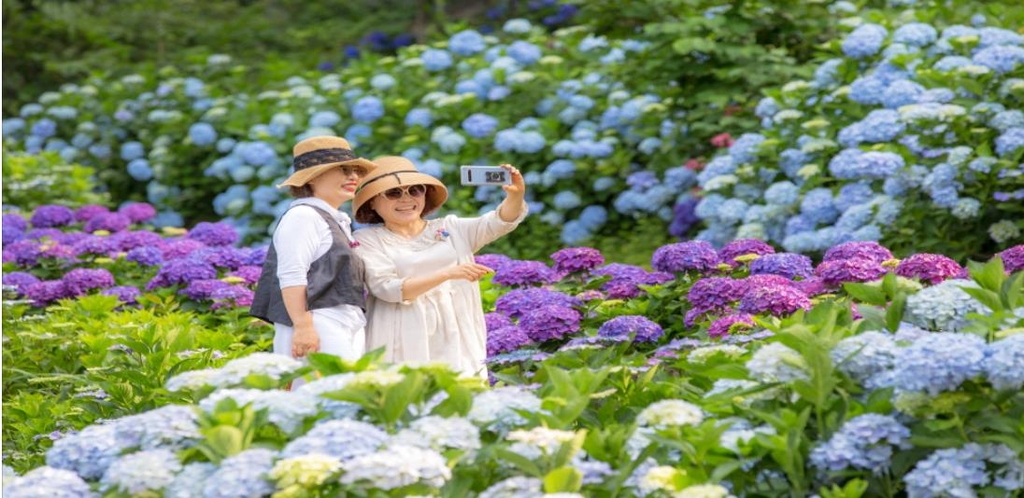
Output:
[{"xmin": 460, "ymin": 165, "xmax": 512, "ymax": 186}]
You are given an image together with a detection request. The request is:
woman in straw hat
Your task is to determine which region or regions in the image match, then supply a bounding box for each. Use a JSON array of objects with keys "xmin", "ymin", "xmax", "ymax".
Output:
[
  {"xmin": 250, "ymin": 136, "xmax": 377, "ymax": 369},
  {"xmin": 352, "ymin": 156, "xmax": 528, "ymax": 378}
]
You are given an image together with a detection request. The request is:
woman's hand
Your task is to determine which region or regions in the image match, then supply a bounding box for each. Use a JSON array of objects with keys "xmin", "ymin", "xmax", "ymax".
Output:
[
  {"xmin": 444, "ymin": 263, "xmax": 494, "ymax": 282},
  {"xmin": 499, "ymin": 164, "xmax": 525, "ymax": 197},
  {"xmin": 292, "ymin": 324, "xmax": 320, "ymax": 358}
]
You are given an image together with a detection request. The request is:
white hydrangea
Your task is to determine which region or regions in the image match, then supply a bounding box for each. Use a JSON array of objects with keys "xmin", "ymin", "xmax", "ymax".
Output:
[
  {"xmin": 687, "ymin": 345, "xmax": 746, "ymax": 364},
  {"xmin": 215, "ymin": 353, "xmax": 304, "ymax": 385},
  {"xmin": 164, "ymin": 462, "xmax": 216, "ymax": 498},
  {"xmin": 100, "ymin": 449, "xmax": 182, "ymax": 495},
  {"xmin": 294, "ymin": 373, "xmax": 361, "ymax": 419},
  {"xmin": 638, "ymin": 465, "xmax": 683, "ymax": 495},
  {"xmin": 392, "ymin": 415, "xmax": 481, "ymax": 456},
  {"xmin": 675, "ymin": 484, "xmax": 734, "ymax": 498},
  {"xmin": 345, "ymin": 369, "xmax": 405, "ymax": 389},
  {"xmin": 506, "ymin": 427, "xmax": 577, "ymax": 456},
  {"xmin": 339, "ymin": 445, "xmax": 450, "ymax": 490},
  {"xmin": 637, "ymin": 400, "xmax": 704, "ymax": 429},
  {"xmin": 469, "ymin": 386, "xmax": 543, "ymax": 433},
  {"xmin": 745, "ymin": 343, "xmax": 810, "ymax": 383},
  {"xmin": 166, "ymin": 368, "xmax": 220, "ymax": 391},
  {"xmin": 478, "ymin": 476, "xmax": 544, "ymax": 498},
  {"xmin": 905, "ymin": 279, "xmax": 989, "ymax": 332},
  {"xmin": 269, "ymin": 453, "xmax": 342, "ymax": 489}
]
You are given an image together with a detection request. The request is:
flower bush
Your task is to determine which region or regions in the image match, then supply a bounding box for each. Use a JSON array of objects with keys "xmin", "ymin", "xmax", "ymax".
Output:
[
  {"xmin": 1, "ymin": 21, "xmax": 692, "ymax": 249},
  {"xmin": 691, "ymin": 15, "xmax": 1024, "ymax": 260}
]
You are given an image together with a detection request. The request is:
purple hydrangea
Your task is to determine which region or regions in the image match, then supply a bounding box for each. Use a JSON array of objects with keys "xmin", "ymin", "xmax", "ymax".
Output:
[
  {"xmin": 749, "ymin": 253, "xmax": 814, "ymax": 279},
  {"xmin": 108, "ymin": 230, "xmax": 163, "ymax": 251},
  {"xmin": 74, "ymin": 204, "xmax": 110, "ymax": 222},
  {"xmin": 42, "ymin": 243, "xmax": 77, "ymax": 261},
  {"xmin": 596, "ymin": 315, "xmax": 664, "ymax": 343},
  {"xmin": 193, "ymin": 246, "xmax": 247, "ymax": 270},
  {"xmin": 181, "ymin": 279, "xmax": 231, "ymax": 300},
  {"xmin": 550, "ymin": 247, "xmax": 605, "ymax": 274},
  {"xmin": 72, "ymin": 236, "xmax": 113, "ymax": 256},
  {"xmin": 895, "ymin": 254, "xmax": 966, "ymax": 284},
  {"xmin": 147, "ymin": 259, "xmax": 218, "ymax": 289},
  {"xmin": 3, "ymin": 226, "xmax": 24, "ymax": 245},
  {"xmin": 3, "ymin": 271, "xmax": 41, "ymax": 295},
  {"xmin": 492, "ymin": 260, "xmax": 555, "ymax": 287},
  {"xmin": 815, "ymin": 258, "xmax": 888, "ymax": 287},
  {"xmin": 29, "ymin": 205, "xmax": 75, "ymax": 228},
  {"xmin": 476, "ymin": 253, "xmax": 514, "ymax": 271},
  {"xmin": 687, "ymin": 277, "xmax": 746, "ymax": 316},
  {"xmin": 125, "ymin": 246, "xmax": 164, "ymax": 266},
  {"xmin": 3, "ymin": 240, "xmax": 43, "ymax": 266},
  {"xmin": 998, "ymin": 245, "xmax": 1023, "ymax": 274},
  {"xmin": 102, "ymin": 285, "xmax": 142, "ymax": 305},
  {"xmin": 576, "ymin": 290, "xmax": 605, "ymax": 301},
  {"xmin": 718, "ymin": 239, "xmax": 775, "ymax": 265},
  {"xmin": 228, "ymin": 266, "xmax": 264, "ymax": 285},
  {"xmin": 84, "ymin": 213, "xmax": 131, "ymax": 233},
  {"xmin": 651, "ymin": 241, "xmax": 720, "ymax": 273},
  {"xmin": 740, "ymin": 274, "xmax": 798, "ymax": 298},
  {"xmin": 669, "ymin": 197, "xmax": 701, "ymax": 239},
  {"xmin": 53, "ymin": 232, "xmax": 90, "ymax": 246},
  {"xmin": 242, "ymin": 246, "xmax": 269, "ymax": 266},
  {"xmin": 519, "ymin": 305, "xmax": 581, "ymax": 342},
  {"xmin": 707, "ymin": 313, "xmax": 755, "ymax": 338},
  {"xmin": 495, "ymin": 288, "xmax": 582, "ymax": 319},
  {"xmin": 3, "ymin": 212, "xmax": 29, "ymax": 231},
  {"xmin": 823, "ymin": 241, "xmax": 894, "ymax": 264},
  {"xmin": 487, "ymin": 325, "xmax": 533, "ymax": 356},
  {"xmin": 61, "ymin": 268, "xmax": 116, "ymax": 296},
  {"xmin": 160, "ymin": 239, "xmax": 207, "ymax": 260},
  {"xmin": 795, "ymin": 277, "xmax": 829, "ymax": 296},
  {"xmin": 24, "ymin": 280, "xmax": 71, "ymax": 305},
  {"xmin": 738, "ymin": 283, "xmax": 811, "ymax": 316},
  {"xmin": 485, "ymin": 312, "xmax": 514, "ymax": 331},
  {"xmin": 593, "ymin": 263, "xmax": 675, "ymax": 299},
  {"xmin": 210, "ymin": 285, "xmax": 255, "ymax": 308},
  {"xmin": 26, "ymin": 228, "xmax": 62, "ymax": 240},
  {"xmin": 187, "ymin": 222, "xmax": 238, "ymax": 246},
  {"xmin": 118, "ymin": 202, "xmax": 157, "ymax": 223}
]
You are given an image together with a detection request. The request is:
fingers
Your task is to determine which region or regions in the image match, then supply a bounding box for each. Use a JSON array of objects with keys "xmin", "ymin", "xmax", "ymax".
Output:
[{"xmin": 454, "ymin": 263, "xmax": 494, "ymax": 281}]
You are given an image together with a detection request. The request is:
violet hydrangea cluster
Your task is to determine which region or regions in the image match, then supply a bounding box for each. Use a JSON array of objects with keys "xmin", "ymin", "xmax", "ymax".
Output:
[
  {"xmin": 550, "ymin": 247, "xmax": 604, "ymax": 275},
  {"xmin": 596, "ymin": 315, "xmax": 664, "ymax": 343},
  {"xmin": 651, "ymin": 241, "xmax": 720, "ymax": 273},
  {"xmin": 518, "ymin": 305, "xmax": 581, "ymax": 342},
  {"xmin": 894, "ymin": 253, "xmax": 966, "ymax": 284}
]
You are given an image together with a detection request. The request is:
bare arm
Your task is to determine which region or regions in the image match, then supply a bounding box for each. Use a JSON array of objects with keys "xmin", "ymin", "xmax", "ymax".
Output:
[
  {"xmin": 496, "ymin": 164, "xmax": 526, "ymax": 222},
  {"xmin": 281, "ymin": 286, "xmax": 318, "ymax": 357},
  {"xmin": 400, "ymin": 264, "xmax": 492, "ymax": 301}
]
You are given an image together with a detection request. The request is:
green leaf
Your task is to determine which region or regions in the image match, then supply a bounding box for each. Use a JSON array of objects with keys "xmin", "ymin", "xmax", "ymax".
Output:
[
  {"xmin": 885, "ymin": 294, "xmax": 906, "ymax": 333},
  {"xmin": 543, "ymin": 466, "xmax": 583, "ymax": 493},
  {"xmin": 842, "ymin": 282, "xmax": 888, "ymax": 306},
  {"xmin": 968, "ymin": 258, "xmax": 1005, "ymax": 292},
  {"xmin": 203, "ymin": 426, "xmax": 244, "ymax": 458}
]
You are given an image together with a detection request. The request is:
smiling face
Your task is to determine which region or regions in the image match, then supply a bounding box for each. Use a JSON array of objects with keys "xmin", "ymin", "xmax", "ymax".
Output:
[
  {"xmin": 370, "ymin": 184, "xmax": 428, "ymax": 225},
  {"xmin": 308, "ymin": 165, "xmax": 367, "ymax": 208}
]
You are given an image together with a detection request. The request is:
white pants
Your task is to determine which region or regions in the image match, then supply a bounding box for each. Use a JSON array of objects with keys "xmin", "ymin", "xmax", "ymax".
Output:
[{"xmin": 274, "ymin": 310, "xmax": 366, "ymax": 388}]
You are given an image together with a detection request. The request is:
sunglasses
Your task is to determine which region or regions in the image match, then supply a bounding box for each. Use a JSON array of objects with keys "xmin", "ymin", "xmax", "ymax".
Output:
[
  {"xmin": 339, "ymin": 165, "xmax": 368, "ymax": 177},
  {"xmin": 381, "ymin": 184, "xmax": 427, "ymax": 200}
]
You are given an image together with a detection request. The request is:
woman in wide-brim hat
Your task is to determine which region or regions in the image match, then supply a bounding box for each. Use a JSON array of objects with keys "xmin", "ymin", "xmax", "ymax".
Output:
[
  {"xmin": 352, "ymin": 156, "xmax": 529, "ymax": 378},
  {"xmin": 250, "ymin": 136, "xmax": 377, "ymax": 387}
]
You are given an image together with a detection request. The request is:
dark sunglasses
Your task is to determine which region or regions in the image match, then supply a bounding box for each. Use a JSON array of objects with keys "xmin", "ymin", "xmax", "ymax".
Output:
[
  {"xmin": 339, "ymin": 165, "xmax": 368, "ymax": 177},
  {"xmin": 381, "ymin": 184, "xmax": 427, "ymax": 200}
]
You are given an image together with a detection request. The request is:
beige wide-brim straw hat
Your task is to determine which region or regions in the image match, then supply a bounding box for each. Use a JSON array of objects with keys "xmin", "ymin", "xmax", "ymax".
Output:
[
  {"xmin": 277, "ymin": 136, "xmax": 378, "ymax": 188},
  {"xmin": 353, "ymin": 155, "xmax": 449, "ymax": 223}
]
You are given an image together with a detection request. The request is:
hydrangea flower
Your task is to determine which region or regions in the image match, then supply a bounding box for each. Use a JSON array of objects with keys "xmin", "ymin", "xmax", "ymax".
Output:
[
  {"xmin": 651, "ymin": 241, "xmax": 720, "ymax": 273},
  {"xmin": 468, "ymin": 386, "xmax": 543, "ymax": 433},
  {"xmin": 707, "ymin": 313, "xmax": 756, "ymax": 339},
  {"xmin": 478, "ymin": 476, "xmax": 542, "ymax": 498},
  {"xmin": 281, "ymin": 419, "xmax": 387, "ymax": 460},
  {"xmin": 597, "ymin": 315, "xmax": 664, "ymax": 343},
  {"xmin": 985, "ymin": 333, "xmax": 1024, "ymax": 391},
  {"xmin": 893, "ymin": 332, "xmax": 987, "ymax": 395},
  {"xmin": 903, "ymin": 444, "xmax": 993, "ymax": 496},
  {"xmin": 550, "ymin": 247, "xmax": 604, "ymax": 274},
  {"xmin": 202, "ymin": 448, "xmax": 277, "ymax": 498},
  {"xmin": 187, "ymin": 221, "xmax": 238, "ymax": 246},
  {"xmin": 519, "ymin": 305, "xmax": 580, "ymax": 342},
  {"xmin": 895, "ymin": 253, "xmax": 966, "ymax": 283},
  {"xmin": 831, "ymin": 331, "xmax": 898, "ymax": 389},
  {"xmin": 814, "ymin": 258, "xmax": 887, "ymax": 287},
  {"xmin": 199, "ymin": 389, "xmax": 319, "ymax": 433},
  {"xmin": 29, "ymin": 205, "xmax": 75, "ymax": 228},
  {"xmin": 746, "ymin": 343, "xmax": 809, "ymax": 383},
  {"xmin": 749, "ymin": 253, "xmax": 813, "ymax": 279},
  {"xmin": 495, "ymin": 288, "xmax": 581, "ymax": 319},
  {"xmin": 823, "ymin": 241, "xmax": 894, "ymax": 263},
  {"xmin": 100, "ymin": 449, "xmax": 182, "ymax": 495},
  {"xmin": 999, "ymin": 245, "xmax": 1024, "ymax": 274},
  {"xmin": 393, "ymin": 415, "xmax": 482, "ymax": 456},
  {"xmin": 164, "ymin": 462, "xmax": 216, "ymax": 498},
  {"xmin": 339, "ymin": 444, "xmax": 450, "ymax": 490},
  {"xmin": 46, "ymin": 423, "xmax": 122, "ymax": 479},
  {"xmin": 637, "ymin": 399, "xmax": 704, "ymax": 428},
  {"xmin": 810, "ymin": 414, "xmax": 912, "ymax": 474},
  {"xmin": 61, "ymin": 268, "xmax": 115, "ymax": 296},
  {"xmin": 2, "ymin": 466, "xmax": 92, "ymax": 498},
  {"xmin": 904, "ymin": 279, "xmax": 988, "ymax": 332},
  {"xmin": 718, "ymin": 239, "xmax": 775, "ymax": 264},
  {"xmin": 738, "ymin": 283, "xmax": 811, "ymax": 316},
  {"xmin": 487, "ymin": 325, "xmax": 532, "ymax": 356},
  {"xmin": 492, "ymin": 260, "xmax": 555, "ymax": 286},
  {"xmin": 268, "ymin": 453, "xmax": 341, "ymax": 490}
]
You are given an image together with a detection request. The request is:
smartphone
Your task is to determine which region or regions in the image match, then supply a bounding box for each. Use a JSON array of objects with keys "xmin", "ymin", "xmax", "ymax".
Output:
[{"xmin": 460, "ymin": 165, "xmax": 512, "ymax": 186}]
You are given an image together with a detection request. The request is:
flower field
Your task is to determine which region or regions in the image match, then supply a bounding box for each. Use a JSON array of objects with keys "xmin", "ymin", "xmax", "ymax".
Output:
[{"xmin": 4, "ymin": 0, "xmax": 1024, "ymax": 496}]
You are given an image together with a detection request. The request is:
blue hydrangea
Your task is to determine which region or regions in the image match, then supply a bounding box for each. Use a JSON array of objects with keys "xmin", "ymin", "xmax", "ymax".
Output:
[
  {"xmin": 728, "ymin": 133, "xmax": 766, "ymax": 164},
  {"xmin": 127, "ymin": 159, "xmax": 154, "ymax": 181},
  {"xmin": 544, "ymin": 159, "xmax": 576, "ymax": 180},
  {"xmin": 560, "ymin": 220, "xmax": 591, "ymax": 245},
  {"xmin": 638, "ymin": 137, "xmax": 662, "ymax": 155},
  {"xmin": 370, "ymin": 73, "xmax": 396, "ymax": 90},
  {"xmin": 973, "ymin": 45, "xmax": 1024, "ymax": 74},
  {"xmin": 421, "ymin": 48, "xmax": 452, "ymax": 71},
  {"xmin": 813, "ymin": 58, "xmax": 844, "ymax": 88},
  {"xmin": 448, "ymin": 30, "xmax": 486, "ymax": 55},
  {"xmin": 848, "ymin": 76, "xmax": 886, "ymax": 105},
  {"xmin": 893, "ymin": 23, "xmax": 938, "ymax": 47},
  {"xmin": 2, "ymin": 466, "xmax": 92, "ymax": 497},
  {"xmin": 120, "ymin": 141, "xmax": 145, "ymax": 161},
  {"xmin": 800, "ymin": 188, "xmax": 840, "ymax": 225},
  {"xmin": 831, "ymin": 331, "xmax": 898, "ymax": 389},
  {"xmin": 978, "ymin": 26, "xmax": 1023, "ymax": 48},
  {"xmin": 746, "ymin": 343, "xmax": 809, "ymax": 383},
  {"xmin": 810, "ymin": 414, "xmax": 911, "ymax": 474},
  {"xmin": 838, "ymin": 110, "xmax": 906, "ymax": 147},
  {"xmin": 697, "ymin": 156, "xmax": 737, "ymax": 186},
  {"xmin": 764, "ymin": 181, "xmax": 800, "ymax": 207},
  {"xmin": 309, "ymin": 110, "xmax": 341, "ymax": 128},
  {"xmin": 755, "ymin": 97, "xmax": 780, "ymax": 119},
  {"xmin": 893, "ymin": 332, "xmax": 987, "ymax": 395},
  {"xmin": 189, "ymin": 122, "xmax": 217, "ymax": 146},
  {"xmin": 101, "ymin": 449, "xmax": 182, "ymax": 495},
  {"xmin": 592, "ymin": 176, "xmax": 616, "ymax": 192},
  {"xmin": 985, "ymin": 333, "xmax": 1024, "ymax": 391},
  {"xmin": 578, "ymin": 205, "xmax": 608, "ymax": 230},
  {"xmin": 282, "ymin": 419, "xmax": 387, "ymax": 460},
  {"xmin": 351, "ymin": 96, "xmax": 384, "ymax": 123},
  {"xmin": 203, "ymin": 448, "xmax": 277, "ymax": 498},
  {"xmin": 462, "ymin": 113, "xmax": 499, "ymax": 138},
  {"xmin": 663, "ymin": 166, "xmax": 697, "ymax": 190},
  {"xmin": 835, "ymin": 182, "xmax": 875, "ymax": 212},
  {"xmin": 552, "ymin": 191, "xmax": 582, "ymax": 210},
  {"xmin": 990, "ymin": 110, "xmax": 1024, "ymax": 132},
  {"xmin": 507, "ymin": 40, "xmax": 542, "ymax": 65},
  {"xmin": 903, "ymin": 444, "xmax": 991, "ymax": 497},
  {"xmin": 882, "ymin": 80, "xmax": 925, "ymax": 109},
  {"xmin": 905, "ymin": 279, "xmax": 988, "ymax": 332},
  {"xmin": 46, "ymin": 423, "xmax": 121, "ymax": 479},
  {"xmin": 995, "ymin": 127, "xmax": 1024, "ymax": 157},
  {"xmin": 432, "ymin": 127, "xmax": 466, "ymax": 153},
  {"xmin": 842, "ymin": 24, "xmax": 888, "ymax": 59}
]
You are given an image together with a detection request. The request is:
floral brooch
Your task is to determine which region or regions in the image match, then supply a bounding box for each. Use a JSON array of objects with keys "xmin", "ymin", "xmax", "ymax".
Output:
[
  {"xmin": 435, "ymin": 227, "xmax": 450, "ymax": 241},
  {"xmin": 349, "ymin": 241, "xmax": 360, "ymax": 248}
]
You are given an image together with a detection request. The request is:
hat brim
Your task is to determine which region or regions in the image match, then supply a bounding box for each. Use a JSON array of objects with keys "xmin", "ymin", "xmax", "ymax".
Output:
[
  {"xmin": 276, "ymin": 157, "xmax": 378, "ymax": 188},
  {"xmin": 353, "ymin": 171, "xmax": 449, "ymax": 223}
]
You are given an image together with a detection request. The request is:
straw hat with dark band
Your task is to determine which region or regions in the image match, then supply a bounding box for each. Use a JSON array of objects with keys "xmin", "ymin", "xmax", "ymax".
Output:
[
  {"xmin": 353, "ymin": 156, "xmax": 448, "ymax": 223},
  {"xmin": 277, "ymin": 136, "xmax": 378, "ymax": 188}
]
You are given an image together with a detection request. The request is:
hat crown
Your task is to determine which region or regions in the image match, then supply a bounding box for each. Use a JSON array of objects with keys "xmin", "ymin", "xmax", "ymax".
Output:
[{"xmin": 293, "ymin": 136, "xmax": 353, "ymax": 157}]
